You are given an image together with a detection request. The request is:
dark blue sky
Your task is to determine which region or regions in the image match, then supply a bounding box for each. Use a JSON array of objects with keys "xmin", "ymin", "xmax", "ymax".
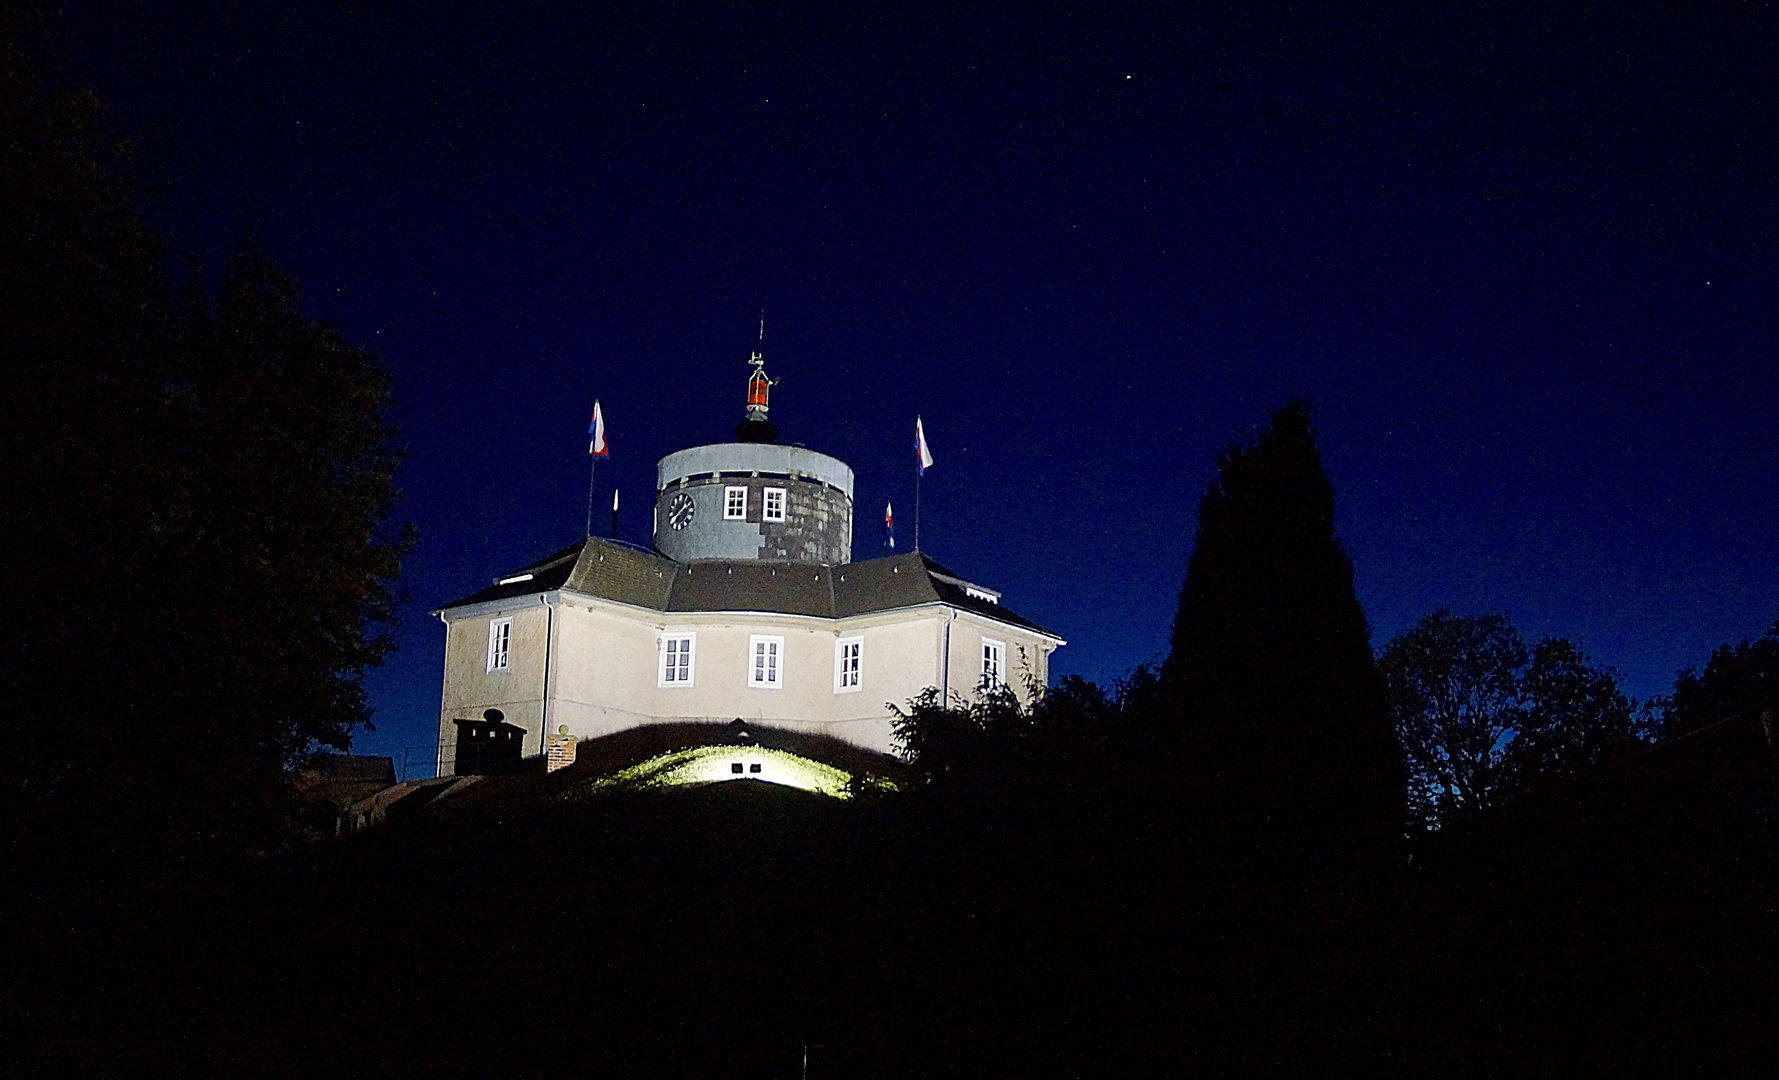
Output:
[{"xmin": 45, "ymin": 1, "xmax": 1779, "ymax": 766}]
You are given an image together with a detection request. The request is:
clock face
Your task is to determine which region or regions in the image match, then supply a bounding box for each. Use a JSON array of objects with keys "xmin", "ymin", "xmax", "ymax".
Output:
[{"xmin": 667, "ymin": 491, "xmax": 696, "ymax": 530}]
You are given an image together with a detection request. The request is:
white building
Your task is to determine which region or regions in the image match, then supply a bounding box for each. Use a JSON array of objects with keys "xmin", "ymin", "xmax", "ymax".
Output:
[{"xmin": 432, "ymin": 351, "xmax": 1064, "ymax": 774}]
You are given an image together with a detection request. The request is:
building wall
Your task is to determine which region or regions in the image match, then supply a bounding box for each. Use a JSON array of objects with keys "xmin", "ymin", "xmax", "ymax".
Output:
[
  {"xmin": 653, "ymin": 474, "xmax": 852, "ymax": 565},
  {"xmin": 944, "ymin": 609, "xmax": 1053, "ymax": 701},
  {"xmin": 653, "ymin": 442, "xmax": 855, "ymax": 565},
  {"xmin": 436, "ymin": 599, "xmax": 551, "ymax": 775},
  {"xmin": 438, "ymin": 593, "xmax": 1060, "ymax": 772},
  {"xmin": 547, "ymin": 600, "xmax": 666, "ymax": 741},
  {"xmin": 545, "ymin": 600, "xmax": 948, "ymax": 755}
]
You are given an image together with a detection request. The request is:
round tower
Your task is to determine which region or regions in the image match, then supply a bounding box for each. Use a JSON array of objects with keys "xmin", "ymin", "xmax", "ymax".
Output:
[{"xmin": 652, "ymin": 346, "xmax": 854, "ymax": 565}]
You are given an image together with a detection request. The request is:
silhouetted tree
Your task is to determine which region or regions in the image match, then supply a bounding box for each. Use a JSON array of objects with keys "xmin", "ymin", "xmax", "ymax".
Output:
[
  {"xmin": 1162, "ymin": 401, "xmax": 1404, "ymax": 863},
  {"xmin": 0, "ymin": 22, "xmax": 407, "ymax": 872},
  {"xmin": 1380, "ymin": 611, "xmax": 1642, "ymax": 829},
  {"xmin": 1501, "ymin": 636, "xmax": 1649, "ymax": 788},
  {"xmin": 1664, "ymin": 619, "xmax": 1779, "ymax": 741},
  {"xmin": 889, "ymin": 670, "xmax": 1160, "ymax": 801},
  {"xmin": 133, "ymin": 249, "xmax": 409, "ymax": 849},
  {"xmin": 2, "ymin": 13, "xmax": 170, "ymax": 841},
  {"xmin": 888, "ymin": 684, "xmax": 1010, "ymax": 786}
]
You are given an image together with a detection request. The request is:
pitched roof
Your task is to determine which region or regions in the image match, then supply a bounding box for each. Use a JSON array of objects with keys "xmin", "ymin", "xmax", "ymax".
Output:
[
  {"xmin": 435, "ymin": 539, "xmax": 1062, "ymax": 640},
  {"xmin": 432, "ymin": 541, "xmax": 584, "ymax": 609},
  {"xmin": 564, "ymin": 538, "xmax": 677, "ymax": 608},
  {"xmin": 670, "ymin": 558, "xmax": 836, "ymax": 618}
]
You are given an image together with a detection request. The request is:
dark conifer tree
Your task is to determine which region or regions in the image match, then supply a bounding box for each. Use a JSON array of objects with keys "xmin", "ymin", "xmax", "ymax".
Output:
[{"xmin": 1162, "ymin": 401, "xmax": 1404, "ymax": 865}]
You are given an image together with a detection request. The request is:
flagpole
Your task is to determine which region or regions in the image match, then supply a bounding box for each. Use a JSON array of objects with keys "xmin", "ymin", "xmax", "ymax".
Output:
[
  {"xmin": 594, "ymin": 455, "xmax": 608, "ymax": 540},
  {"xmin": 914, "ymin": 467, "xmax": 922, "ymax": 552}
]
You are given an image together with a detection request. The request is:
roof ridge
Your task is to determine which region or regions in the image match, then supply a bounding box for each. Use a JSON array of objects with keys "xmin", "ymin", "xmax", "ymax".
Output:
[{"xmin": 514, "ymin": 539, "xmax": 589, "ymax": 575}]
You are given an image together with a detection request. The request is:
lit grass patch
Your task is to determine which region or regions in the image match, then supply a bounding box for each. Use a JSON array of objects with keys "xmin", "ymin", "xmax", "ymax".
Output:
[{"xmin": 574, "ymin": 744, "xmax": 883, "ymax": 799}]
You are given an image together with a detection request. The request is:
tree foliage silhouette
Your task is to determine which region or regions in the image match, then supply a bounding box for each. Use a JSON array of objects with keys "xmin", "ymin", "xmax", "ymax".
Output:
[
  {"xmin": 3, "ymin": 15, "xmax": 166, "ymax": 815},
  {"xmin": 1162, "ymin": 400, "xmax": 1404, "ymax": 862},
  {"xmin": 889, "ymin": 668, "xmax": 1162, "ymax": 806},
  {"xmin": 1664, "ymin": 618, "xmax": 1779, "ymax": 742},
  {"xmin": 0, "ymin": 23, "xmax": 407, "ymax": 871},
  {"xmin": 1379, "ymin": 611, "xmax": 1643, "ymax": 829}
]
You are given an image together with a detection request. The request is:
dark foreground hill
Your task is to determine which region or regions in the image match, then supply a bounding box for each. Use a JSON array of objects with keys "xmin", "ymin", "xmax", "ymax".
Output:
[
  {"xmin": 18, "ymin": 781, "xmax": 1053, "ymax": 1080},
  {"xmin": 9, "ymin": 715, "xmax": 1773, "ymax": 1079}
]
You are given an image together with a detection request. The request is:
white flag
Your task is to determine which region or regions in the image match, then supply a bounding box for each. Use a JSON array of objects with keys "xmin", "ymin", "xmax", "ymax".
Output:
[
  {"xmin": 589, "ymin": 401, "xmax": 608, "ymax": 457},
  {"xmin": 916, "ymin": 416, "xmax": 934, "ymax": 474}
]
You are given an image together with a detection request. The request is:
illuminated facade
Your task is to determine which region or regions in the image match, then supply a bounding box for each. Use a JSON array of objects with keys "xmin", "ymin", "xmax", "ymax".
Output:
[{"xmin": 433, "ymin": 349, "xmax": 1064, "ymax": 777}]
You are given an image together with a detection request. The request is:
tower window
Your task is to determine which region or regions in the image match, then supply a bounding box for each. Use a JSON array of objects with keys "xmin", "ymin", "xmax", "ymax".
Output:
[
  {"xmin": 724, "ymin": 485, "xmax": 748, "ymax": 519},
  {"xmin": 486, "ymin": 617, "xmax": 512, "ymax": 673},
  {"xmin": 763, "ymin": 487, "xmax": 787, "ymax": 522},
  {"xmin": 982, "ymin": 638, "xmax": 1007, "ymax": 688},
  {"xmin": 835, "ymin": 637, "xmax": 863, "ymax": 692},
  {"xmin": 660, "ymin": 633, "xmax": 695, "ymax": 687},
  {"xmin": 749, "ymin": 635, "xmax": 784, "ymax": 688}
]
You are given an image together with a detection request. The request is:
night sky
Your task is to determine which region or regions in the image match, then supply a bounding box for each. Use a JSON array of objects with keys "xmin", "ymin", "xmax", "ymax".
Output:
[{"xmin": 44, "ymin": 2, "xmax": 1779, "ymax": 768}]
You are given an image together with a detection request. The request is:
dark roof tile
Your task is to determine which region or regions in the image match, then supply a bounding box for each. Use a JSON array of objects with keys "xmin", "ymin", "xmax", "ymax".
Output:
[
  {"xmin": 669, "ymin": 560, "xmax": 834, "ymax": 617},
  {"xmin": 436, "ymin": 540, "xmax": 1060, "ymax": 639},
  {"xmin": 832, "ymin": 551, "xmax": 942, "ymax": 615},
  {"xmin": 565, "ymin": 539, "xmax": 678, "ymax": 608},
  {"xmin": 433, "ymin": 541, "xmax": 583, "ymax": 610}
]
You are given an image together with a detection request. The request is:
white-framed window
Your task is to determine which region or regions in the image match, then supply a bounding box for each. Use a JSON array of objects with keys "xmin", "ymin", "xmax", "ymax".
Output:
[
  {"xmin": 835, "ymin": 637, "xmax": 863, "ymax": 692},
  {"xmin": 982, "ymin": 637, "xmax": 1007, "ymax": 688},
  {"xmin": 659, "ymin": 632, "xmax": 695, "ymax": 687},
  {"xmin": 723, "ymin": 485, "xmax": 748, "ymax": 520},
  {"xmin": 762, "ymin": 487, "xmax": 787, "ymax": 522},
  {"xmin": 749, "ymin": 635, "xmax": 784, "ymax": 688},
  {"xmin": 486, "ymin": 617, "xmax": 512, "ymax": 672}
]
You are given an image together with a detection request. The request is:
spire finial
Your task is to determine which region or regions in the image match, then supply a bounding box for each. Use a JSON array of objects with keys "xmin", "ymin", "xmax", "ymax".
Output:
[{"xmin": 736, "ymin": 314, "xmax": 780, "ymax": 443}]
